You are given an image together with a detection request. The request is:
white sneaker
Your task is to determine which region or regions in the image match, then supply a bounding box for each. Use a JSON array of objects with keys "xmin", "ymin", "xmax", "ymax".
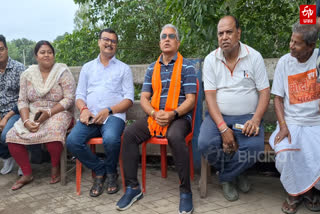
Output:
[
  {"xmin": 18, "ymin": 167, "xmax": 23, "ymax": 176},
  {"xmin": 0, "ymin": 157, "xmax": 15, "ymax": 174}
]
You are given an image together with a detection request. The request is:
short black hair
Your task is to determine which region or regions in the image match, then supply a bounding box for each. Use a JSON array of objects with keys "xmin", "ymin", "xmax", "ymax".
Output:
[
  {"xmin": 0, "ymin": 34, "xmax": 7, "ymax": 48},
  {"xmin": 99, "ymin": 28, "xmax": 118, "ymax": 42},
  {"xmin": 34, "ymin": 40, "xmax": 55, "ymax": 56}
]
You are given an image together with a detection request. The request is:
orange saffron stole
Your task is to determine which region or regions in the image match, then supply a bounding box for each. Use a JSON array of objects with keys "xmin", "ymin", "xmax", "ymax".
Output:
[{"xmin": 147, "ymin": 52, "xmax": 183, "ymax": 136}]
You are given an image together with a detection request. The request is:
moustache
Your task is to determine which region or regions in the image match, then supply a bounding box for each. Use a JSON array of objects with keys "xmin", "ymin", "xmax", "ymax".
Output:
[{"xmin": 105, "ymin": 45, "xmax": 113, "ymax": 50}]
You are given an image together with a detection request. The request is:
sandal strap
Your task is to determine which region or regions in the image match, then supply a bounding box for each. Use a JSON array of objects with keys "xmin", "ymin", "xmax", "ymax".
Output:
[
  {"xmin": 106, "ymin": 174, "xmax": 118, "ymax": 186},
  {"xmin": 286, "ymin": 197, "xmax": 302, "ymax": 206},
  {"xmin": 93, "ymin": 176, "xmax": 106, "ymax": 185},
  {"xmin": 304, "ymin": 194, "xmax": 320, "ymax": 206},
  {"xmin": 89, "ymin": 176, "xmax": 106, "ymax": 196}
]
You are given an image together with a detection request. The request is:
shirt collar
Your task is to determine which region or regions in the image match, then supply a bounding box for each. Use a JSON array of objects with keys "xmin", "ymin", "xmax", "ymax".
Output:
[
  {"xmin": 97, "ymin": 54, "xmax": 117, "ymax": 65},
  {"xmin": 215, "ymin": 41, "xmax": 249, "ymax": 61},
  {"xmin": 159, "ymin": 52, "xmax": 178, "ymax": 64}
]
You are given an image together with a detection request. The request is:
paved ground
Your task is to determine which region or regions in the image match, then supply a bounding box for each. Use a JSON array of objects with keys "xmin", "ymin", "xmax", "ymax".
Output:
[{"xmin": 0, "ymin": 162, "xmax": 314, "ymax": 214}]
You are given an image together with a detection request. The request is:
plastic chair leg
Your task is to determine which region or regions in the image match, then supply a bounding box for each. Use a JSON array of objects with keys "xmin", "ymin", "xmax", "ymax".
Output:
[
  {"xmin": 76, "ymin": 160, "xmax": 82, "ymax": 195},
  {"xmin": 160, "ymin": 145, "xmax": 167, "ymax": 178},
  {"xmin": 142, "ymin": 142, "xmax": 147, "ymax": 192},
  {"xmin": 119, "ymin": 136, "xmax": 126, "ymax": 193},
  {"xmin": 188, "ymin": 143, "xmax": 194, "ymax": 180},
  {"xmin": 90, "ymin": 145, "xmax": 96, "ymax": 178}
]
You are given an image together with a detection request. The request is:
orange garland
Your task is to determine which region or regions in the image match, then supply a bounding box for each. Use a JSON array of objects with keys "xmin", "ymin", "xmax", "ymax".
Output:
[{"xmin": 147, "ymin": 52, "xmax": 183, "ymax": 136}]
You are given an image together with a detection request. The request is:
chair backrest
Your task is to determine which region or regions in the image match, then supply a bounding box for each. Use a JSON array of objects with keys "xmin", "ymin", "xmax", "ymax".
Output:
[{"xmin": 189, "ymin": 79, "xmax": 199, "ymax": 136}]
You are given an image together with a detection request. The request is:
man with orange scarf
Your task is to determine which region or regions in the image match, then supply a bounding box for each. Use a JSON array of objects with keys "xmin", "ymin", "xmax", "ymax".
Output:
[{"xmin": 116, "ymin": 24, "xmax": 197, "ymax": 214}]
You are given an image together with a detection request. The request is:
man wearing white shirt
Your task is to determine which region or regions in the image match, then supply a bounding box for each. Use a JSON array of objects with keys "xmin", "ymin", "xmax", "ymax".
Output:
[
  {"xmin": 269, "ymin": 22, "xmax": 320, "ymax": 213},
  {"xmin": 198, "ymin": 16, "xmax": 270, "ymax": 201},
  {"xmin": 67, "ymin": 28, "xmax": 134, "ymax": 197}
]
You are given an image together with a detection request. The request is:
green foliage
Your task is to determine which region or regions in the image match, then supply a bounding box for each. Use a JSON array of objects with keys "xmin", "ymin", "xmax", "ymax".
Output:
[
  {"xmin": 74, "ymin": 2, "xmax": 98, "ymax": 31},
  {"xmin": 7, "ymin": 38, "xmax": 36, "ymax": 66},
  {"xmin": 166, "ymin": 0, "xmax": 226, "ymax": 57},
  {"xmin": 134, "ymin": 84, "xmax": 142, "ymax": 100},
  {"xmin": 232, "ymin": 0, "xmax": 305, "ymax": 58},
  {"xmin": 54, "ymin": 0, "xmax": 171, "ymax": 65},
  {"xmin": 54, "ymin": 0, "xmax": 307, "ymax": 66},
  {"xmin": 167, "ymin": 0, "xmax": 306, "ymax": 58},
  {"xmin": 53, "ymin": 27, "xmax": 100, "ymax": 66},
  {"xmin": 264, "ymin": 123, "xmax": 276, "ymax": 133}
]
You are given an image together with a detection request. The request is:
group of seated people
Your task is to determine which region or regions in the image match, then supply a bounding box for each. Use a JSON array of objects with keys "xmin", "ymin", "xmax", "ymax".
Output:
[{"xmin": 0, "ymin": 15, "xmax": 320, "ymax": 214}]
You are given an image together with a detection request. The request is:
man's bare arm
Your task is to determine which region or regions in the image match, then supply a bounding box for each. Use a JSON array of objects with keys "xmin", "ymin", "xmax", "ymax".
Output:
[{"xmin": 205, "ymin": 90, "xmax": 237, "ymax": 152}]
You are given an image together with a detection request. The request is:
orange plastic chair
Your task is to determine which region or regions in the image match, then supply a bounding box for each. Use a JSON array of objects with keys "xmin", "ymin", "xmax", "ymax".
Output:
[{"xmin": 76, "ymin": 137, "xmax": 103, "ymax": 195}]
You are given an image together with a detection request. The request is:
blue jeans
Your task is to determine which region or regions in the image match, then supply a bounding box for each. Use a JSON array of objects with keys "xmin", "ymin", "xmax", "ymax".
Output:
[
  {"xmin": 0, "ymin": 114, "xmax": 20, "ymax": 159},
  {"xmin": 66, "ymin": 116, "xmax": 125, "ymax": 176},
  {"xmin": 198, "ymin": 113, "xmax": 264, "ymax": 182}
]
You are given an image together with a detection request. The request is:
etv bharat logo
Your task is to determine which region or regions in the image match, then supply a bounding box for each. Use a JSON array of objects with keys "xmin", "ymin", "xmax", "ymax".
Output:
[{"xmin": 300, "ymin": 5, "xmax": 316, "ymax": 24}]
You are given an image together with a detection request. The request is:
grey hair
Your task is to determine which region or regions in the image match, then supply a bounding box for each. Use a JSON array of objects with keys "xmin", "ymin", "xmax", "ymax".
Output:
[
  {"xmin": 292, "ymin": 22, "xmax": 318, "ymax": 46},
  {"xmin": 160, "ymin": 24, "xmax": 180, "ymax": 41}
]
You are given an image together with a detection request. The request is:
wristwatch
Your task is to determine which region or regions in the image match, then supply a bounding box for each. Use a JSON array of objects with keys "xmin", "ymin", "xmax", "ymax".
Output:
[
  {"xmin": 107, "ymin": 107, "xmax": 113, "ymax": 115},
  {"xmin": 173, "ymin": 110, "xmax": 179, "ymax": 120}
]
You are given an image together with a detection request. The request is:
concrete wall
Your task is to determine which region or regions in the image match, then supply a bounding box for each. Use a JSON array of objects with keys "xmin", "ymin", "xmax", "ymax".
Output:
[{"xmin": 69, "ymin": 58, "xmax": 279, "ymax": 84}]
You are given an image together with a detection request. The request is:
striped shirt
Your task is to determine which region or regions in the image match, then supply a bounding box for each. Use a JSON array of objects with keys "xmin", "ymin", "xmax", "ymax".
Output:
[{"xmin": 142, "ymin": 53, "xmax": 197, "ymax": 119}]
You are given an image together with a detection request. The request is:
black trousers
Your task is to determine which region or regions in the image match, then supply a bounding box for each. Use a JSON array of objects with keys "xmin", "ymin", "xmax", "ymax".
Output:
[{"xmin": 122, "ymin": 116, "xmax": 192, "ymax": 193}]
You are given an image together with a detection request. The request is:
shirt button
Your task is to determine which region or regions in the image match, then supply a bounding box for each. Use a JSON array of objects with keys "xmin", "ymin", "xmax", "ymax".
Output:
[{"xmin": 166, "ymin": 69, "xmax": 168, "ymax": 72}]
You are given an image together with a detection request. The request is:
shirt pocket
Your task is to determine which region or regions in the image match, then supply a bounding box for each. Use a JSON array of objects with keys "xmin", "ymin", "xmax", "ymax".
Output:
[
  {"xmin": 109, "ymin": 74, "xmax": 123, "ymax": 92},
  {"xmin": 239, "ymin": 69, "xmax": 256, "ymax": 88}
]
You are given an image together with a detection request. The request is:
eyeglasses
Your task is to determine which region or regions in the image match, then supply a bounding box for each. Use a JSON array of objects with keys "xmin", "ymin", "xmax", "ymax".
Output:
[
  {"xmin": 161, "ymin": 33, "xmax": 177, "ymax": 40},
  {"xmin": 0, "ymin": 47, "xmax": 6, "ymax": 52},
  {"xmin": 100, "ymin": 37, "xmax": 117, "ymax": 45}
]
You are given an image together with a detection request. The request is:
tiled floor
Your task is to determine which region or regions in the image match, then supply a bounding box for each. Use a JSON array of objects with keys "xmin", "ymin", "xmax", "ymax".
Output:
[{"xmin": 0, "ymin": 162, "xmax": 314, "ymax": 214}]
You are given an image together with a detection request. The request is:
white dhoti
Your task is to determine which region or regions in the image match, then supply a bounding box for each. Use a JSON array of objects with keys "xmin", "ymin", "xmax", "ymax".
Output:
[{"xmin": 269, "ymin": 124, "xmax": 320, "ymax": 196}]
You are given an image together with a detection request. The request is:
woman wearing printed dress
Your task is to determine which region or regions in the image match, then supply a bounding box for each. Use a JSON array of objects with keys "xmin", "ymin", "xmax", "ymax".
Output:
[{"xmin": 6, "ymin": 41, "xmax": 76, "ymax": 190}]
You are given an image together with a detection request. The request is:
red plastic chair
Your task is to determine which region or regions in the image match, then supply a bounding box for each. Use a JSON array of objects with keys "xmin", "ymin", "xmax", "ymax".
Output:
[
  {"xmin": 76, "ymin": 137, "xmax": 103, "ymax": 195},
  {"xmin": 140, "ymin": 80, "xmax": 199, "ymax": 192}
]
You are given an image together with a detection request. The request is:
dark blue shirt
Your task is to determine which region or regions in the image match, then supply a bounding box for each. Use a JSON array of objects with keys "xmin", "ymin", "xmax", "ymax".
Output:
[{"xmin": 142, "ymin": 53, "xmax": 197, "ymax": 119}]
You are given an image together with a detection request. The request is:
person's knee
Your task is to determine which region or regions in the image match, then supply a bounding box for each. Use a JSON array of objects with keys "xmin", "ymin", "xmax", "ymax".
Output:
[
  {"xmin": 0, "ymin": 132, "xmax": 6, "ymax": 144},
  {"xmin": 102, "ymin": 134, "xmax": 121, "ymax": 149},
  {"xmin": 122, "ymin": 126, "xmax": 136, "ymax": 144},
  {"xmin": 198, "ymin": 131, "xmax": 221, "ymax": 154},
  {"xmin": 198, "ymin": 132, "xmax": 208, "ymax": 152},
  {"xmin": 166, "ymin": 131, "xmax": 184, "ymax": 145},
  {"xmin": 246, "ymin": 140, "xmax": 264, "ymax": 154},
  {"xmin": 66, "ymin": 132, "xmax": 80, "ymax": 152}
]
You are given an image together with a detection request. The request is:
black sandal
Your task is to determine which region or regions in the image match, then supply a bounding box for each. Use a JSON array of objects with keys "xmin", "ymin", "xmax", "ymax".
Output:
[
  {"xmin": 89, "ymin": 176, "xmax": 106, "ymax": 197},
  {"xmin": 106, "ymin": 173, "xmax": 119, "ymax": 194},
  {"xmin": 304, "ymin": 194, "xmax": 320, "ymax": 212}
]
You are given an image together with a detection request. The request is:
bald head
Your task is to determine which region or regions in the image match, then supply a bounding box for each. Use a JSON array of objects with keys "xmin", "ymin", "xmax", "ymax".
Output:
[
  {"xmin": 218, "ymin": 16, "xmax": 240, "ymax": 30},
  {"xmin": 217, "ymin": 16, "xmax": 241, "ymax": 55}
]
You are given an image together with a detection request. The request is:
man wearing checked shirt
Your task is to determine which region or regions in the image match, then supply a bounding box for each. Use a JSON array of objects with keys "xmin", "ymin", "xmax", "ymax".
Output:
[{"xmin": 67, "ymin": 28, "xmax": 134, "ymax": 197}]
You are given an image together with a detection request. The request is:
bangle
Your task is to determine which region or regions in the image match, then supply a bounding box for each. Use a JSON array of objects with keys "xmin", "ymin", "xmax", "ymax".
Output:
[
  {"xmin": 23, "ymin": 119, "xmax": 30, "ymax": 126},
  {"xmin": 220, "ymin": 127, "xmax": 229, "ymax": 134},
  {"xmin": 150, "ymin": 110, "xmax": 155, "ymax": 117},
  {"xmin": 217, "ymin": 121, "xmax": 225, "ymax": 128},
  {"xmin": 80, "ymin": 106, "xmax": 88, "ymax": 114},
  {"xmin": 47, "ymin": 109, "xmax": 52, "ymax": 117},
  {"xmin": 279, "ymin": 121, "xmax": 286, "ymax": 126}
]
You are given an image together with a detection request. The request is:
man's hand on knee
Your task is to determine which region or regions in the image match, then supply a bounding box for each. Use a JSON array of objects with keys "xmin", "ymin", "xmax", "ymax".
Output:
[
  {"xmin": 221, "ymin": 128, "xmax": 238, "ymax": 153},
  {"xmin": 243, "ymin": 119, "xmax": 260, "ymax": 137},
  {"xmin": 80, "ymin": 109, "xmax": 94, "ymax": 126}
]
